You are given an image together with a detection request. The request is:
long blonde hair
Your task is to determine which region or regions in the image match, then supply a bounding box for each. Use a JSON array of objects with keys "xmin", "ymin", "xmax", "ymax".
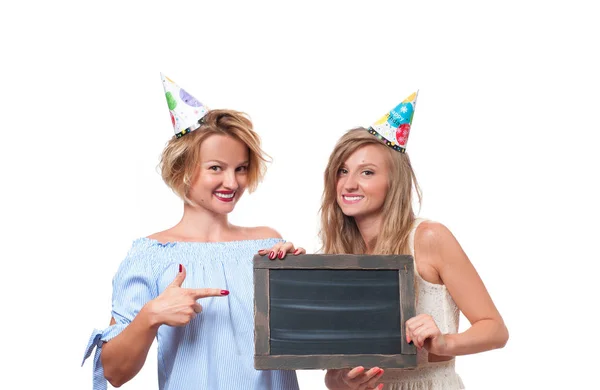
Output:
[
  {"xmin": 160, "ymin": 109, "xmax": 268, "ymax": 206},
  {"xmin": 319, "ymin": 128, "xmax": 422, "ymax": 255}
]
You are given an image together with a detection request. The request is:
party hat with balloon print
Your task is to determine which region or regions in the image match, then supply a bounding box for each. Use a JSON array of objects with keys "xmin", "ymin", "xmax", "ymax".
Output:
[
  {"xmin": 161, "ymin": 73, "xmax": 209, "ymax": 138},
  {"xmin": 367, "ymin": 91, "xmax": 418, "ymax": 153}
]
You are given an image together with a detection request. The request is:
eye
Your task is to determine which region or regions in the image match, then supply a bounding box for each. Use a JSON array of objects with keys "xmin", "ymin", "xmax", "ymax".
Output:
[
  {"xmin": 362, "ymin": 170, "xmax": 374, "ymax": 176},
  {"xmin": 209, "ymin": 166, "xmax": 221, "ymax": 171},
  {"xmin": 236, "ymin": 165, "xmax": 248, "ymax": 173},
  {"xmin": 337, "ymin": 168, "xmax": 348, "ymax": 175}
]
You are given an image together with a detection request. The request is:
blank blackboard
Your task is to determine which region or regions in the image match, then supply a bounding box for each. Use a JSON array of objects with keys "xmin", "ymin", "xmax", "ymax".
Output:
[{"xmin": 254, "ymin": 254, "xmax": 417, "ymax": 370}]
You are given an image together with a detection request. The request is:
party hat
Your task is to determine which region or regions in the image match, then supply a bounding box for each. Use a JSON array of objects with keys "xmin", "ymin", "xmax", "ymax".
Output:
[
  {"xmin": 161, "ymin": 73, "xmax": 209, "ymax": 138},
  {"xmin": 367, "ymin": 91, "xmax": 418, "ymax": 153}
]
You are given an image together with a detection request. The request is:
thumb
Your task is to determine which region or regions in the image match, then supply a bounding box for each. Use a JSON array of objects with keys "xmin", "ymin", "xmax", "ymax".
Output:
[{"xmin": 170, "ymin": 263, "xmax": 186, "ymax": 287}]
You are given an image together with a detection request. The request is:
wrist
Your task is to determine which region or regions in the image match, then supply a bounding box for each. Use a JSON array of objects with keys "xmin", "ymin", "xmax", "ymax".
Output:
[
  {"xmin": 324, "ymin": 370, "xmax": 343, "ymax": 390},
  {"xmin": 439, "ymin": 333, "xmax": 457, "ymax": 356},
  {"xmin": 140, "ymin": 301, "xmax": 163, "ymax": 330}
]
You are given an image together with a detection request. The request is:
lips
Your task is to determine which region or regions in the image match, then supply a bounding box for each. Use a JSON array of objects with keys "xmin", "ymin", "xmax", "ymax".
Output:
[{"xmin": 214, "ymin": 191, "xmax": 235, "ymax": 202}]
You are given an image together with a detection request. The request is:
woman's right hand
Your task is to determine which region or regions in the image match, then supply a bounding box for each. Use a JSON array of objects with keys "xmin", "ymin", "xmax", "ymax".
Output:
[
  {"xmin": 258, "ymin": 242, "xmax": 306, "ymax": 260},
  {"xmin": 144, "ymin": 264, "xmax": 228, "ymax": 327},
  {"xmin": 325, "ymin": 366, "xmax": 385, "ymax": 390}
]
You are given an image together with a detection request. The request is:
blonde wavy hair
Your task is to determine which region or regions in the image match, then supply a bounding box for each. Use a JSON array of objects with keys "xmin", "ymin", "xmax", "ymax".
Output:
[
  {"xmin": 319, "ymin": 128, "xmax": 422, "ymax": 255},
  {"xmin": 160, "ymin": 109, "xmax": 268, "ymax": 206}
]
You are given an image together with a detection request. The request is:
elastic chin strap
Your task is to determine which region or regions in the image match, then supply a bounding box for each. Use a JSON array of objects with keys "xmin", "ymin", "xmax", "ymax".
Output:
[
  {"xmin": 367, "ymin": 127, "xmax": 407, "ymax": 153},
  {"xmin": 175, "ymin": 116, "xmax": 206, "ymax": 139}
]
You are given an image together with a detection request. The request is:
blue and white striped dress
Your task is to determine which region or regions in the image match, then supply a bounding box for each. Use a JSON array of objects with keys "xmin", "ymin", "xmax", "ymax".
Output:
[{"xmin": 82, "ymin": 237, "xmax": 299, "ymax": 390}]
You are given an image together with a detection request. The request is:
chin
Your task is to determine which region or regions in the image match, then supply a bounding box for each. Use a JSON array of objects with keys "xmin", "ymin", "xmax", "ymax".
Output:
[
  {"xmin": 337, "ymin": 204, "xmax": 363, "ymax": 218},
  {"xmin": 215, "ymin": 199, "xmax": 240, "ymax": 213},
  {"xmin": 343, "ymin": 210, "xmax": 364, "ymax": 218},
  {"xmin": 213, "ymin": 204, "xmax": 236, "ymax": 215},
  {"xmin": 195, "ymin": 200, "xmax": 236, "ymax": 215}
]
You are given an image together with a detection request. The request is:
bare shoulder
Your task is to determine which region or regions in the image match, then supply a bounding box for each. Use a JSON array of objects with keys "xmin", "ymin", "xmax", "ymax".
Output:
[
  {"xmin": 146, "ymin": 228, "xmax": 180, "ymax": 244},
  {"xmin": 415, "ymin": 220, "xmax": 469, "ymax": 268},
  {"xmin": 243, "ymin": 226, "xmax": 283, "ymax": 240},
  {"xmin": 414, "ymin": 220, "xmax": 457, "ymax": 249},
  {"xmin": 413, "ymin": 222, "xmax": 447, "ymax": 282}
]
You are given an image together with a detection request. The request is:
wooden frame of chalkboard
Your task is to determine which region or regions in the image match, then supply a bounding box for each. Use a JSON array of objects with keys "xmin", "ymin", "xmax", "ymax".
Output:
[{"xmin": 254, "ymin": 254, "xmax": 417, "ymax": 370}]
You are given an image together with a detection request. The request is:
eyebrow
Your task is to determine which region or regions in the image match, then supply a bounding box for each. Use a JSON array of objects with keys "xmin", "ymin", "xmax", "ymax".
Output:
[
  {"xmin": 341, "ymin": 163, "xmax": 379, "ymax": 169},
  {"xmin": 203, "ymin": 160, "xmax": 249, "ymax": 166}
]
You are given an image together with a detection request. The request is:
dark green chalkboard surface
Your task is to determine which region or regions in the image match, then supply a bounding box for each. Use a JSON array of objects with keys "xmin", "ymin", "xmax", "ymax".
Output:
[{"xmin": 254, "ymin": 254, "xmax": 417, "ymax": 370}]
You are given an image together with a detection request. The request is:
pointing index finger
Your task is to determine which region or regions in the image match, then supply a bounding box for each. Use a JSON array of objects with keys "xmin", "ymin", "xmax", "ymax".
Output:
[{"xmin": 190, "ymin": 288, "xmax": 229, "ymax": 299}]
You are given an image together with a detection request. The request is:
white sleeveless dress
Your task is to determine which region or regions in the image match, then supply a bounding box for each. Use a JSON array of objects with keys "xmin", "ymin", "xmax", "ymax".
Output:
[{"xmin": 381, "ymin": 219, "xmax": 465, "ymax": 389}]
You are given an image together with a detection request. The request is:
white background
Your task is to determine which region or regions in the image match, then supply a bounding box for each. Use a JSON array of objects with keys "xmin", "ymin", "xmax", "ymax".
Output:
[{"xmin": 1, "ymin": 1, "xmax": 599, "ymax": 389}]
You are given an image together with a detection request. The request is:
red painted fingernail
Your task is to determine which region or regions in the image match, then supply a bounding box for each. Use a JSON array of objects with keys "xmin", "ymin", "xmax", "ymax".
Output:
[
  {"xmin": 278, "ymin": 251, "xmax": 284, "ymax": 259},
  {"xmin": 293, "ymin": 249, "xmax": 300, "ymax": 254},
  {"xmin": 221, "ymin": 290, "xmax": 229, "ymax": 296},
  {"xmin": 179, "ymin": 264, "xmax": 182, "ymax": 272},
  {"xmin": 378, "ymin": 368, "xmax": 384, "ymax": 375},
  {"xmin": 269, "ymin": 251, "xmax": 275, "ymax": 259}
]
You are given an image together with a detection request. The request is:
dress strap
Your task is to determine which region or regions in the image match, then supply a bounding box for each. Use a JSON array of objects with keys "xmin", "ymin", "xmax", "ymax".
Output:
[{"xmin": 408, "ymin": 217, "xmax": 429, "ymax": 257}]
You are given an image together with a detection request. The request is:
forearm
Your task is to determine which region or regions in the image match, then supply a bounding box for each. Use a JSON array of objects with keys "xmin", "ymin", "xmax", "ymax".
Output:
[
  {"xmin": 101, "ymin": 305, "xmax": 160, "ymax": 387},
  {"xmin": 444, "ymin": 318, "xmax": 508, "ymax": 356}
]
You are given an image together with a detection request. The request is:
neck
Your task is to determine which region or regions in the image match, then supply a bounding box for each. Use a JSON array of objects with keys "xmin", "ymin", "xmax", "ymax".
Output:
[
  {"xmin": 174, "ymin": 203, "xmax": 233, "ymax": 241},
  {"xmin": 354, "ymin": 213, "xmax": 384, "ymax": 253}
]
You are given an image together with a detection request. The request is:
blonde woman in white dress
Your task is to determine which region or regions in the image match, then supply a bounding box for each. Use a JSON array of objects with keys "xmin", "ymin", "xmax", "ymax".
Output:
[{"xmin": 274, "ymin": 126, "xmax": 508, "ymax": 390}]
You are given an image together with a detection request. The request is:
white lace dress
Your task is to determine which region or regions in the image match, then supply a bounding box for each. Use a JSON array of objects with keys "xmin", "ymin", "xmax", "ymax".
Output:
[{"xmin": 381, "ymin": 219, "xmax": 465, "ymax": 390}]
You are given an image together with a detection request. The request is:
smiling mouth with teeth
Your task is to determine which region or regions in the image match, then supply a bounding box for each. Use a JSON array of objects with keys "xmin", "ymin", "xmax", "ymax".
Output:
[
  {"xmin": 214, "ymin": 191, "xmax": 235, "ymax": 201},
  {"xmin": 342, "ymin": 195, "xmax": 364, "ymax": 204}
]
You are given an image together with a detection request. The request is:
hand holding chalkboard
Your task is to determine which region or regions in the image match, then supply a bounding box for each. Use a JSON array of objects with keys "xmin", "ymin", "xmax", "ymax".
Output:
[
  {"xmin": 325, "ymin": 366, "xmax": 385, "ymax": 390},
  {"xmin": 146, "ymin": 264, "xmax": 229, "ymax": 327},
  {"xmin": 257, "ymin": 242, "xmax": 307, "ymax": 260},
  {"xmin": 406, "ymin": 313, "xmax": 447, "ymax": 355}
]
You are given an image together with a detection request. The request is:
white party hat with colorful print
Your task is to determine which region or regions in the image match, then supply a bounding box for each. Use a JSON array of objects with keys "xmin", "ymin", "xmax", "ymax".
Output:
[
  {"xmin": 367, "ymin": 91, "xmax": 418, "ymax": 153},
  {"xmin": 161, "ymin": 73, "xmax": 209, "ymax": 138}
]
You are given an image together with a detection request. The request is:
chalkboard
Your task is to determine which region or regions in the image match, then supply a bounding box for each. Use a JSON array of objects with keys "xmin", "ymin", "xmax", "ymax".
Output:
[{"xmin": 254, "ymin": 254, "xmax": 417, "ymax": 370}]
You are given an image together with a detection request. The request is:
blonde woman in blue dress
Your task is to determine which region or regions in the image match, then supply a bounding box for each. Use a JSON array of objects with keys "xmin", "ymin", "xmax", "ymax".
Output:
[
  {"xmin": 82, "ymin": 75, "xmax": 304, "ymax": 390},
  {"xmin": 284, "ymin": 93, "xmax": 509, "ymax": 390}
]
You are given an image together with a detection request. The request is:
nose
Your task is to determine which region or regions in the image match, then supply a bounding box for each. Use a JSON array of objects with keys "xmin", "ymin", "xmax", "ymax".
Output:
[
  {"xmin": 223, "ymin": 169, "xmax": 239, "ymax": 190},
  {"xmin": 343, "ymin": 173, "xmax": 359, "ymax": 192}
]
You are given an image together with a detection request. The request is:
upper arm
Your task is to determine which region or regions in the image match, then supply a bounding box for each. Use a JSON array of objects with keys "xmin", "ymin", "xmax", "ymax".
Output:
[
  {"xmin": 415, "ymin": 222, "xmax": 504, "ymax": 326},
  {"xmin": 111, "ymin": 248, "xmax": 159, "ymax": 325}
]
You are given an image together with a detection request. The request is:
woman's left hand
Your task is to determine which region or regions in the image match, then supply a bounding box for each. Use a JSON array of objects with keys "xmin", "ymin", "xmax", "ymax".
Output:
[
  {"xmin": 405, "ymin": 314, "xmax": 449, "ymax": 356},
  {"xmin": 258, "ymin": 242, "xmax": 306, "ymax": 260},
  {"xmin": 325, "ymin": 366, "xmax": 384, "ymax": 390}
]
